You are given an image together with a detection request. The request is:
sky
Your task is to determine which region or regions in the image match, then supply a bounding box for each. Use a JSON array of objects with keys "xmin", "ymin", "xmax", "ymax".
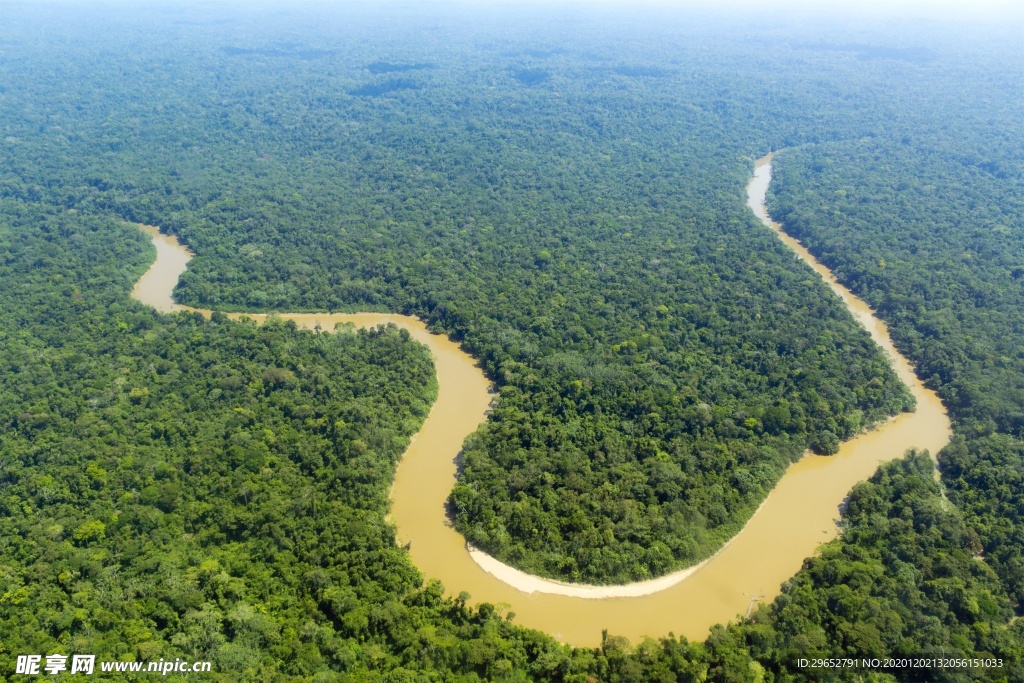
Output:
[
  {"xmin": 13, "ymin": 0, "xmax": 1024, "ymax": 17},
  {"xmin": 463, "ymin": 0, "xmax": 1024, "ymax": 22}
]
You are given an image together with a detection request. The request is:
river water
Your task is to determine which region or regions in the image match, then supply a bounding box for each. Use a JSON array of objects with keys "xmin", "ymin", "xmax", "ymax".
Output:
[{"xmin": 129, "ymin": 153, "xmax": 951, "ymax": 647}]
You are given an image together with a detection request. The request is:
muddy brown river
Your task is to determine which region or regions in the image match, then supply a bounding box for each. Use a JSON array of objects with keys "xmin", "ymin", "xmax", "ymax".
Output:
[{"xmin": 130, "ymin": 153, "xmax": 951, "ymax": 647}]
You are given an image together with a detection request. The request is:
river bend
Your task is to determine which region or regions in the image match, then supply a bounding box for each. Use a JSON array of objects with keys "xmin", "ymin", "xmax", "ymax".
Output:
[{"xmin": 129, "ymin": 153, "xmax": 951, "ymax": 647}]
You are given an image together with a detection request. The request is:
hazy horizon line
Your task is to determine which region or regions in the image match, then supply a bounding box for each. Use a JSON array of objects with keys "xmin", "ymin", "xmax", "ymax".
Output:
[{"xmin": 6, "ymin": 0, "xmax": 1024, "ymax": 24}]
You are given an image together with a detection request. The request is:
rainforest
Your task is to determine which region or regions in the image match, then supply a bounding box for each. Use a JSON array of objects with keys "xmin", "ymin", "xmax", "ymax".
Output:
[{"xmin": 0, "ymin": 1, "xmax": 1021, "ymax": 681}]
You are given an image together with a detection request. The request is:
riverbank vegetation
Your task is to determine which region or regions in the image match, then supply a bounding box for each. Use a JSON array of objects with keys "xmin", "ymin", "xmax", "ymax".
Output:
[
  {"xmin": 2, "ymin": 196, "xmax": 1018, "ymax": 683},
  {"xmin": 769, "ymin": 125, "xmax": 1024, "ymax": 616},
  {"xmin": 0, "ymin": 3, "xmax": 917, "ymax": 585},
  {"xmin": 1, "ymin": 2, "xmax": 1021, "ymax": 680}
]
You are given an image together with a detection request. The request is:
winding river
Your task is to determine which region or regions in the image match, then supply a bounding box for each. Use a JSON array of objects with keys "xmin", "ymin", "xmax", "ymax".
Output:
[{"xmin": 130, "ymin": 153, "xmax": 951, "ymax": 647}]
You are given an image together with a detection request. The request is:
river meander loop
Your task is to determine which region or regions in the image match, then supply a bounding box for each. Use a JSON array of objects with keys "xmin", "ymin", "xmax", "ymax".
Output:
[{"xmin": 130, "ymin": 153, "xmax": 951, "ymax": 647}]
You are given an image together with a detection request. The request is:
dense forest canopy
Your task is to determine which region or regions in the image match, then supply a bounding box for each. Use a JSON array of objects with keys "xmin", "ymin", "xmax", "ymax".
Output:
[
  {"xmin": 1, "ymin": 2, "xmax": 1022, "ymax": 680},
  {"xmin": 0, "ymin": 1, "xmax": 929, "ymax": 584}
]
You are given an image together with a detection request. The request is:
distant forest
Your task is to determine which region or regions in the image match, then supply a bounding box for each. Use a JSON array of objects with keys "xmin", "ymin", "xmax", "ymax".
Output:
[{"xmin": 1, "ymin": 3, "xmax": 1021, "ymax": 681}]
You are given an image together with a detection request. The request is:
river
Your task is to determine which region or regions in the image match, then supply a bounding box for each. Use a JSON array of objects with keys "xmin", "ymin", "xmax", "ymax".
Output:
[{"xmin": 129, "ymin": 153, "xmax": 951, "ymax": 647}]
